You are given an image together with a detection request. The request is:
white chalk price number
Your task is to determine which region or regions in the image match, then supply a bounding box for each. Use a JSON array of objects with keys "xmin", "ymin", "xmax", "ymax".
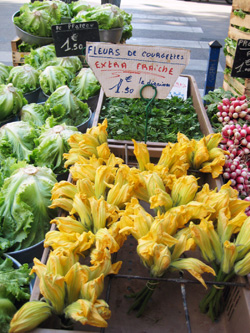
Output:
[{"xmin": 61, "ymin": 37, "xmax": 84, "ymax": 52}]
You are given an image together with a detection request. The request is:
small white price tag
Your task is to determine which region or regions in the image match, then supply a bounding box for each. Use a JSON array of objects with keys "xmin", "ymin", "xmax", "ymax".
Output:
[{"xmin": 86, "ymin": 42, "xmax": 190, "ymax": 99}]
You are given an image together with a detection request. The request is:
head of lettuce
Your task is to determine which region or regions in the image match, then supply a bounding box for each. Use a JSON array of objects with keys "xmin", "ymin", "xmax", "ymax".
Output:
[{"xmin": 0, "ymin": 164, "xmax": 57, "ymax": 252}]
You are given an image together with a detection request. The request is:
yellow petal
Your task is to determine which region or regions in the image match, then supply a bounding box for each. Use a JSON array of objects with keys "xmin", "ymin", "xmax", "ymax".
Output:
[
  {"xmin": 234, "ymin": 251, "xmax": 250, "ymax": 276},
  {"xmin": 189, "ymin": 222, "xmax": 215, "ymax": 262},
  {"xmin": 65, "ymin": 262, "xmax": 88, "ymax": 304},
  {"xmin": 64, "ymin": 299, "xmax": 109, "ymax": 328},
  {"xmin": 150, "ymin": 243, "xmax": 171, "ymax": 277},
  {"xmin": 132, "ymin": 139, "xmax": 150, "ymax": 171},
  {"xmin": 221, "ymin": 241, "xmax": 238, "ymax": 274},
  {"xmin": 171, "ymin": 175, "xmax": 199, "ymax": 206},
  {"xmin": 39, "ymin": 273, "xmax": 65, "ymax": 314},
  {"xmin": 170, "ymin": 258, "xmax": 215, "ymax": 288},
  {"xmin": 9, "ymin": 301, "xmax": 52, "ymax": 333},
  {"xmin": 80, "ymin": 274, "xmax": 105, "ymax": 302}
]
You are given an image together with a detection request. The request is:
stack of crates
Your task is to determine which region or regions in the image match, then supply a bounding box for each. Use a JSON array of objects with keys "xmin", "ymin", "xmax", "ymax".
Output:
[{"xmin": 223, "ymin": 0, "xmax": 250, "ymax": 96}]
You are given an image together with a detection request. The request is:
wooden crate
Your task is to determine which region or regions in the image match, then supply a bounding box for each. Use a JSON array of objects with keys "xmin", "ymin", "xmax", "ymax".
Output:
[
  {"xmin": 222, "ymin": 6, "xmax": 250, "ymax": 97},
  {"xmin": 29, "ymin": 213, "xmax": 250, "ymax": 333},
  {"xmin": 233, "ymin": 0, "xmax": 250, "ymax": 12},
  {"xmin": 11, "ymin": 37, "xmax": 30, "ymax": 66},
  {"xmin": 28, "ymin": 75, "xmax": 250, "ymax": 333},
  {"xmin": 93, "ymin": 74, "xmax": 213, "ymax": 135}
]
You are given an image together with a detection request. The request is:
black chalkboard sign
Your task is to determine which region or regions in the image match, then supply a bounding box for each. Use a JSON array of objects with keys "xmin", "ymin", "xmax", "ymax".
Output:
[
  {"xmin": 51, "ymin": 21, "xmax": 100, "ymax": 57},
  {"xmin": 231, "ymin": 39, "xmax": 250, "ymax": 78}
]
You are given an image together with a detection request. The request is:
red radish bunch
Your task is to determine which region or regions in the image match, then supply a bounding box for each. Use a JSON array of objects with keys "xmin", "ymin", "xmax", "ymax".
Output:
[
  {"xmin": 217, "ymin": 95, "xmax": 250, "ymax": 125},
  {"xmin": 220, "ymin": 122, "xmax": 250, "ymax": 201}
]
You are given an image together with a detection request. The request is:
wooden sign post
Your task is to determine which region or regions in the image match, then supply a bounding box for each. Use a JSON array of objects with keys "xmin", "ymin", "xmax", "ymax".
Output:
[{"xmin": 86, "ymin": 42, "xmax": 190, "ymax": 99}]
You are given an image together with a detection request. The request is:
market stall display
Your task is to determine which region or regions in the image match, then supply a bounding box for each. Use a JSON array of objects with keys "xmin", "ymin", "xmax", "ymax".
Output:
[{"xmin": 2, "ymin": 0, "xmax": 250, "ymax": 331}]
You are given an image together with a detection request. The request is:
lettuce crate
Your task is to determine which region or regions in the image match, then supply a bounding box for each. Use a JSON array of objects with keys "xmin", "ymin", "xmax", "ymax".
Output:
[{"xmin": 11, "ymin": 37, "xmax": 30, "ymax": 66}]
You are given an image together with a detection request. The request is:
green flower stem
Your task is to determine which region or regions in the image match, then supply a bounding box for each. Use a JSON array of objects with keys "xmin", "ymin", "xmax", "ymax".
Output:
[
  {"xmin": 126, "ymin": 280, "xmax": 159, "ymax": 317},
  {"xmin": 199, "ymin": 268, "xmax": 236, "ymax": 321}
]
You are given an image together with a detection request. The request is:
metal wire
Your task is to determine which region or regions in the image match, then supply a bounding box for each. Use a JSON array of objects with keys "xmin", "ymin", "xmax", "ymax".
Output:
[{"xmin": 113, "ymin": 274, "xmax": 248, "ymax": 288}]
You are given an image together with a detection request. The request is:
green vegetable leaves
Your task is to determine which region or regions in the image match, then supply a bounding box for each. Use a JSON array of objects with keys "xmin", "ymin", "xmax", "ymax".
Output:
[
  {"xmin": 0, "ymin": 166, "xmax": 57, "ymax": 251},
  {"xmin": 100, "ymin": 96, "xmax": 202, "ymax": 142},
  {"xmin": 7, "ymin": 65, "xmax": 40, "ymax": 94},
  {"xmin": 0, "ymin": 84, "xmax": 27, "ymax": 121},
  {"xmin": 70, "ymin": 68, "xmax": 100, "ymax": 100}
]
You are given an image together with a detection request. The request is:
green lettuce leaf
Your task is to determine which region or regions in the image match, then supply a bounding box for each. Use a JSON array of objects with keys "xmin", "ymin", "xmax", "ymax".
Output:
[
  {"xmin": 14, "ymin": 9, "xmax": 58, "ymax": 37},
  {"xmin": 71, "ymin": 4, "xmax": 124, "ymax": 29},
  {"xmin": 0, "ymin": 63, "xmax": 12, "ymax": 85},
  {"xmin": 69, "ymin": 68, "xmax": 100, "ymax": 100},
  {"xmin": 0, "ymin": 256, "xmax": 32, "ymax": 333},
  {"xmin": 0, "ymin": 166, "xmax": 57, "ymax": 251},
  {"xmin": 44, "ymin": 85, "xmax": 90, "ymax": 126},
  {"xmin": 20, "ymin": 103, "xmax": 47, "ymax": 127},
  {"xmin": 0, "ymin": 121, "xmax": 38, "ymax": 162},
  {"xmin": 0, "ymin": 84, "xmax": 27, "ymax": 121},
  {"xmin": 31, "ymin": 123, "xmax": 79, "ymax": 174},
  {"xmin": 39, "ymin": 65, "xmax": 74, "ymax": 96},
  {"xmin": 24, "ymin": 45, "xmax": 56, "ymax": 69},
  {"xmin": 0, "ymin": 157, "xmax": 28, "ymax": 188},
  {"xmin": 70, "ymin": 0, "xmax": 92, "ymax": 16},
  {"xmin": 39, "ymin": 56, "xmax": 83, "ymax": 73},
  {"xmin": 7, "ymin": 65, "xmax": 40, "ymax": 94}
]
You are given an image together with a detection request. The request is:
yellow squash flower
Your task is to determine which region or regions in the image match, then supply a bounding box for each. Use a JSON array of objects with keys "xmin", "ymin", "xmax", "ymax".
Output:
[
  {"xmin": 70, "ymin": 163, "xmax": 97, "ymax": 182},
  {"xmin": 171, "ymin": 175, "xmax": 199, "ymax": 206},
  {"xmin": 221, "ymin": 241, "xmax": 238, "ymax": 274},
  {"xmin": 87, "ymin": 118, "xmax": 108, "ymax": 145},
  {"xmin": 235, "ymin": 216, "xmax": 250, "ymax": 260},
  {"xmin": 39, "ymin": 273, "xmax": 65, "ymax": 314},
  {"xmin": 234, "ymin": 251, "xmax": 250, "ymax": 276},
  {"xmin": 149, "ymin": 188, "xmax": 173, "ymax": 213},
  {"xmin": 171, "ymin": 233, "xmax": 196, "ymax": 261},
  {"xmin": 150, "ymin": 243, "xmax": 171, "ymax": 277},
  {"xmin": 89, "ymin": 248, "xmax": 122, "ymax": 279},
  {"xmin": 106, "ymin": 182, "xmax": 133, "ymax": 209},
  {"xmin": 189, "ymin": 222, "xmax": 215, "ymax": 262},
  {"xmin": 71, "ymin": 193, "xmax": 93, "ymax": 231},
  {"xmin": 145, "ymin": 172, "xmax": 166, "ymax": 198},
  {"xmin": 170, "ymin": 257, "xmax": 216, "ymax": 288},
  {"xmin": 76, "ymin": 178, "xmax": 95, "ymax": 197},
  {"xmin": 44, "ymin": 231, "xmax": 94, "ymax": 256},
  {"xmin": 89, "ymin": 197, "xmax": 109, "ymax": 233},
  {"xmin": 118, "ymin": 214, "xmax": 151, "ymax": 240},
  {"xmin": 94, "ymin": 165, "xmax": 116, "ymax": 198},
  {"xmin": 50, "ymin": 215, "xmax": 86, "ymax": 234},
  {"xmin": 51, "ymin": 181, "xmax": 78, "ymax": 200},
  {"xmin": 80, "ymin": 274, "xmax": 105, "ymax": 302},
  {"xmin": 132, "ymin": 139, "xmax": 150, "ymax": 171},
  {"xmin": 96, "ymin": 142, "xmax": 111, "ymax": 160},
  {"xmin": 64, "ymin": 298, "xmax": 110, "ymax": 328},
  {"xmin": 199, "ymin": 153, "xmax": 225, "ymax": 178},
  {"xmin": 64, "ymin": 262, "xmax": 88, "ymax": 304},
  {"xmin": 94, "ymin": 299, "xmax": 111, "ymax": 321},
  {"xmin": 201, "ymin": 219, "xmax": 223, "ymax": 263},
  {"xmin": 94, "ymin": 227, "xmax": 121, "ymax": 253},
  {"xmin": 205, "ymin": 132, "xmax": 223, "ymax": 151},
  {"xmin": 142, "ymin": 219, "xmax": 178, "ymax": 247},
  {"xmin": 189, "ymin": 137, "xmax": 210, "ymax": 169},
  {"xmin": 137, "ymin": 238, "xmax": 154, "ymax": 269},
  {"xmin": 9, "ymin": 301, "xmax": 52, "ymax": 333}
]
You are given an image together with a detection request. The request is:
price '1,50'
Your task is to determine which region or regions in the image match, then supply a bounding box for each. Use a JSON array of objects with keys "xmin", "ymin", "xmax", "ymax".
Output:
[{"xmin": 61, "ymin": 38, "xmax": 84, "ymax": 52}]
